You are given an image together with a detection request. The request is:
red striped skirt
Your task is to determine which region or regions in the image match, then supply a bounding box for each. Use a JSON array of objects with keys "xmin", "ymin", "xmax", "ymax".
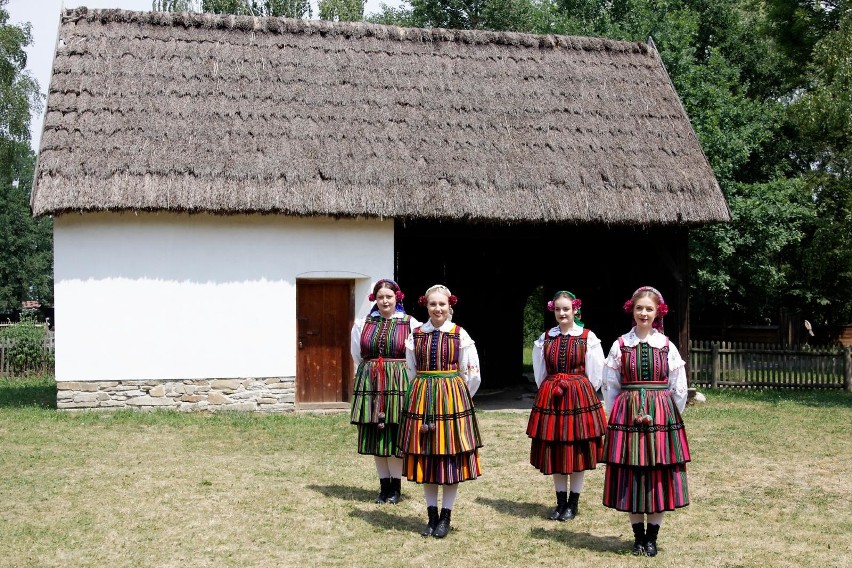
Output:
[
  {"xmin": 527, "ymin": 374, "xmax": 607, "ymax": 474},
  {"xmin": 602, "ymin": 383, "xmax": 690, "ymax": 512}
]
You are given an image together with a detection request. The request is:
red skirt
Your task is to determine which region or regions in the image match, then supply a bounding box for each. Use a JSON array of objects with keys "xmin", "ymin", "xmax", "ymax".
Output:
[{"xmin": 527, "ymin": 374, "xmax": 607, "ymax": 474}]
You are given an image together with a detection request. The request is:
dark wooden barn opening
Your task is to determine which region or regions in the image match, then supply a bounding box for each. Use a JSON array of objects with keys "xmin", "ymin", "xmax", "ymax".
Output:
[{"xmin": 395, "ymin": 220, "xmax": 690, "ymax": 388}]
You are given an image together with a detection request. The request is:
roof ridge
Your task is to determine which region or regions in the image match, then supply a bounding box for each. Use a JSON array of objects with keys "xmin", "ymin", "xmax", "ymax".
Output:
[{"xmin": 63, "ymin": 7, "xmax": 649, "ymax": 54}]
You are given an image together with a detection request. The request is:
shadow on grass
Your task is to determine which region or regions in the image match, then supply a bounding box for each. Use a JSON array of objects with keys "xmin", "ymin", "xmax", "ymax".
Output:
[
  {"xmin": 705, "ymin": 388, "xmax": 852, "ymax": 408},
  {"xmin": 475, "ymin": 496, "xmax": 544, "ymax": 518},
  {"xmin": 348, "ymin": 507, "xmax": 423, "ymax": 533},
  {"xmin": 530, "ymin": 526, "xmax": 627, "ymax": 554},
  {"xmin": 0, "ymin": 376, "xmax": 57, "ymax": 409},
  {"xmin": 307, "ymin": 483, "xmax": 377, "ymax": 503}
]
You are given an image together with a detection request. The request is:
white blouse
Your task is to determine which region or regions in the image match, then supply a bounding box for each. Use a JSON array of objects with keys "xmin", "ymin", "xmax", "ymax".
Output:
[
  {"xmin": 350, "ymin": 312, "xmax": 421, "ymax": 368},
  {"xmin": 405, "ymin": 320, "xmax": 482, "ymax": 397},
  {"xmin": 532, "ymin": 326, "xmax": 605, "ymax": 390},
  {"xmin": 602, "ymin": 327, "xmax": 688, "ymax": 414}
]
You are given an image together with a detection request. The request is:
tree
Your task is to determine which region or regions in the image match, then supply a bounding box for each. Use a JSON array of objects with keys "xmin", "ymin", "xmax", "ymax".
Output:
[
  {"xmin": 154, "ymin": 0, "xmax": 312, "ymax": 18},
  {"xmin": 318, "ymin": 0, "xmax": 365, "ymax": 21},
  {"xmin": 0, "ymin": 0, "xmax": 51, "ymax": 311},
  {"xmin": 786, "ymin": 6, "xmax": 852, "ymax": 325}
]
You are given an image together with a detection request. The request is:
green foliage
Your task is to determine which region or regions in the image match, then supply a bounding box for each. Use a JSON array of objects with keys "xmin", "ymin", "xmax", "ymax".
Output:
[
  {"xmin": 318, "ymin": 0, "xmax": 364, "ymax": 21},
  {"xmin": 0, "ymin": 145, "xmax": 52, "ymax": 310},
  {"xmin": 155, "ymin": 0, "xmax": 313, "ymax": 18},
  {"xmin": 0, "ymin": 0, "xmax": 41, "ymax": 145},
  {"xmin": 784, "ymin": 6, "xmax": 852, "ymax": 324},
  {"xmin": 0, "ymin": 2, "xmax": 52, "ymax": 311},
  {"xmin": 691, "ymin": 178, "xmax": 813, "ymax": 322},
  {"xmin": 522, "ymin": 285, "xmax": 545, "ymax": 345},
  {"xmin": 366, "ymin": 2, "xmax": 417, "ymax": 25},
  {"xmin": 152, "ymin": 0, "xmax": 202, "ymax": 10},
  {"xmin": 1, "ymin": 311, "xmax": 53, "ymax": 376}
]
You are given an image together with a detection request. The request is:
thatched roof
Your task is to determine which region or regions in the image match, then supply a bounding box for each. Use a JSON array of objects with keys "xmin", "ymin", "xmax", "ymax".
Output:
[{"xmin": 31, "ymin": 8, "xmax": 729, "ymax": 225}]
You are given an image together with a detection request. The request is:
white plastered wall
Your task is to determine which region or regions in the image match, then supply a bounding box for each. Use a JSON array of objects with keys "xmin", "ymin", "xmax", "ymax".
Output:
[{"xmin": 53, "ymin": 212, "xmax": 393, "ymax": 381}]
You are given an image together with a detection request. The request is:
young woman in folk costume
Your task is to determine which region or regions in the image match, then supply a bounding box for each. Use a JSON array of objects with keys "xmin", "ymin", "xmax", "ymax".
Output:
[
  {"xmin": 602, "ymin": 286, "xmax": 691, "ymax": 557},
  {"xmin": 527, "ymin": 290, "xmax": 607, "ymax": 521},
  {"xmin": 398, "ymin": 284, "xmax": 483, "ymax": 539},
  {"xmin": 350, "ymin": 279, "xmax": 420, "ymax": 504}
]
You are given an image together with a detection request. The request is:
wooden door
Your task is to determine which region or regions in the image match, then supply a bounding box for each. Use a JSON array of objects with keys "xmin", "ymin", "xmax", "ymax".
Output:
[{"xmin": 296, "ymin": 279, "xmax": 354, "ymax": 406}]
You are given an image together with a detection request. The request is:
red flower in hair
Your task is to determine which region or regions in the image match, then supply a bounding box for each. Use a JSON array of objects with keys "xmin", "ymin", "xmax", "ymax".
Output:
[
  {"xmin": 448, "ymin": 295, "xmax": 458, "ymax": 306},
  {"xmin": 395, "ymin": 291, "xmax": 405, "ymax": 302},
  {"xmin": 368, "ymin": 293, "xmax": 376, "ymax": 302},
  {"xmin": 658, "ymin": 303, "xmax": 669, "ymax": 317},
  {"xmin": 546, "ymin": 301, "xmax": 555, "ymax": 312},
  {"xmin": 623, "ymin": 300, "xmax": 634, "ymax": 314},
  {"xmin": 418, "ymin": 295, "xmax": 427, "ymax": 307},
  {"xmin": 572, "ymin": 298, "xmax": 582, "ymax": 311}
]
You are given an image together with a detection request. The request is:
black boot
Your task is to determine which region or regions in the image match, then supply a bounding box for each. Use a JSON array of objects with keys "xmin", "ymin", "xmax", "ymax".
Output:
[
  {"xmin": 386, "ymin": 478, "xmax": 401, "ymax": 505},
  {"xmin": 559, "ymin": 491, "xmax": 580, "ymax": 521},
  {"xmin": 432, "ymin": 508, "xmax": 452, "ymax": 538},
  {"xmin": 420, "ymin": 506, "xmax": 439, "ymax": 537},
  {"xmin": 645, "ymin": 523, "xmax": 660, "ymax": 557},
  {"xmin": 631, "ymin": 523, "xmax": 646, "ymax": 556},
  {"xmin": 549, "ymin": 491, "xmax": 567, "ymax": 520},
  {"xmin": 375, "ymin": 478, "xmax": 390, "ymax": 503}
]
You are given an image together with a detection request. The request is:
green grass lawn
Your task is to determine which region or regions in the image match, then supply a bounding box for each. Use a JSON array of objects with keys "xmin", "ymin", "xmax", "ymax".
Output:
[{"xmin": 0, "ymin": 377, "xmax": 850, "ymax": 567}]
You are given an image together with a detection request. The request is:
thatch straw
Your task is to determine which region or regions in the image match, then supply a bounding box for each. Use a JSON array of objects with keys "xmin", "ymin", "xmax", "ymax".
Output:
[{"xmin": 31, "ymin": 8, "xmax": 729, "ymax": 225}]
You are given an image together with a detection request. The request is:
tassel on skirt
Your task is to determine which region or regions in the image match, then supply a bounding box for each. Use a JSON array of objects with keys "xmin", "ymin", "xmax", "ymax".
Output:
[
  {"xmin": 603, "ymin": 387, "xmax": 691, "ymax": 467},
  {"xmin": 350, "ymin": 358, "xmax": 409, "ymax": 456},
  {"xmin": 397, "ymin": 371, "xmax": 483, "ymax": 484},
  {"xmin": 527, "ymin": 374, "xmax": 607, "ymax": 474}
]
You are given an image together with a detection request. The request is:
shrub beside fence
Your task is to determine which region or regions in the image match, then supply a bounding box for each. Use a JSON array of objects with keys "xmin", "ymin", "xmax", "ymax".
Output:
[
  {"xmin": 689, "ymin": 340, "xmax": 852, "ymax": 391},
  {"xmin": 0, "ymin": 331, "xmax": 55, "ymax": 378}
]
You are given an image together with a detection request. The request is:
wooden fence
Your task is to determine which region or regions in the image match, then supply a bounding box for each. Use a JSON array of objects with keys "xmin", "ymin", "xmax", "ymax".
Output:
[
  {"xmin": 689, "ymin": 340, "xmax": 852, "ymax": 390},
  {"xmin": 0, "ymin": 332, "xmax": 55, "ymax": 378}
]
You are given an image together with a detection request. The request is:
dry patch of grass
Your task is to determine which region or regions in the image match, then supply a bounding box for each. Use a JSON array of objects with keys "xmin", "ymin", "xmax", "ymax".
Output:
[{"xmin": 0, "ymin": 380, "xmax": 850, "ymax": 567}]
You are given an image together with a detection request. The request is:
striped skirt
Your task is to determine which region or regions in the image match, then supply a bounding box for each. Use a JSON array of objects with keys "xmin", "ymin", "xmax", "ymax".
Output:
[
  {"xmin": 397, "ymin": 371, "xmax": 483, "ymax": 484},
  {"xmin": 527, "ymin": 374, "xmax": 607, "ymax": 474},
  {"xmin": 602, "ymin": 384, "xmax": 690, "ymax": 512},
  {"xmin": 350, "ymin": 357, "xmax": 409, "ymax": 456}
]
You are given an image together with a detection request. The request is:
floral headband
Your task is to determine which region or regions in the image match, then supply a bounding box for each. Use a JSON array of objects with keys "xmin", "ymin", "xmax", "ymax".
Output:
[
  {"xmin": 623, "ymin": 286, "xmax": 668, "ymax": 330},
  {"xmin": 547, "ymin": 290, "xmax": 583, "ymax": 327},
  {"xmin": 418, "ymin": 285, "xmax": 458, "ymax": 307},
  {"xmin": 368, "ymin": 279, "xmax": 405, "ymax": 304}
]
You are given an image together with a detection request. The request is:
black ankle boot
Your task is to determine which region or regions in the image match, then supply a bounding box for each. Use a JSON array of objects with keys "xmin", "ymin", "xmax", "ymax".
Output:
[
  {"xmin": 559, "ymin": 491, "xmax": 580, "ymax": 521},
  {"xmin": 375, "ymin": 478, "xmax": 390, "ymax": 503},
  {"xmin": 645, "ymin": 523, "xmax": 660, "ymax": 557},
  {"xmin": 386, "ymin": 478, "xmax": 401, "ymax": 505},
  {"xmin": 631, "ymin": 523, "xmax": 646, "ymax": 555},
  {"xmin": 549, "ymin": 491, "xmax": 567, "ymax": 520},
  {"xmin": 432, "ymin": 508, "xmax": 452, "ymax": 538},
  {"xmin": 420, "ymin": 506, "xmax": 439, "ymax": 537}
]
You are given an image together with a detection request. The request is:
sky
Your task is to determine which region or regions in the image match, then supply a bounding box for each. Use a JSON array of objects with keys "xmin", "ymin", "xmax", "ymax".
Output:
[{"xmin": 6, "ymin": 0, "xmax": 401, "ymax": 151}]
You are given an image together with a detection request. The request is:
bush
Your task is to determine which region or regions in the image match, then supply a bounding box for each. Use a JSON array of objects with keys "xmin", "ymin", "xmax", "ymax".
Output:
[
  {"xmin": 1, "ymin": 311, "xmax": 53, "ymax": 376},
  {"xmin": 523, "ymin": 286, "xmax": 545, "ymax": 346}
]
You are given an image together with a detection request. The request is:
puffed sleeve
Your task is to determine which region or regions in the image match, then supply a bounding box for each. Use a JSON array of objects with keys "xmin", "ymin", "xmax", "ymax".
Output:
[
  {"xmin": 667, "ymin": 341, "xmax": 688, "ymax": 413},
  {"xmin": 350, "ymin": 318, "xmax": 365, "ymax": 368},
  {"xmin": 584, "ymin": 330, "xmax": 605, "ymax": 391},
  {"xmin": 459, "ymin": 328, "xmax": 481, "ymax": 397},
  {"xmin": 602, "ymin": 340, "xmax": 622, "ymax": 415},
  {"xmin": 531, "ymin": 333, "xmax": 547, "ymax": 388},
  {"xmin": 405, "ymin": 328, "xmax": 417, "ymax": 380}
]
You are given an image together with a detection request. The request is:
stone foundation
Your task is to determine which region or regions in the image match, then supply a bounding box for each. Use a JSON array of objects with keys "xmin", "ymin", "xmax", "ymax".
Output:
[{"xmin": 56, "ymin": 377, "xmax": 295, "ymax": 412}]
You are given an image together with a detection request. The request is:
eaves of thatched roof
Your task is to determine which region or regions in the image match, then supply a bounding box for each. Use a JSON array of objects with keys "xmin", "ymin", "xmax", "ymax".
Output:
[{"xmin": 31, "ymin": 8, "xmax": 729, "ymax": 225}]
